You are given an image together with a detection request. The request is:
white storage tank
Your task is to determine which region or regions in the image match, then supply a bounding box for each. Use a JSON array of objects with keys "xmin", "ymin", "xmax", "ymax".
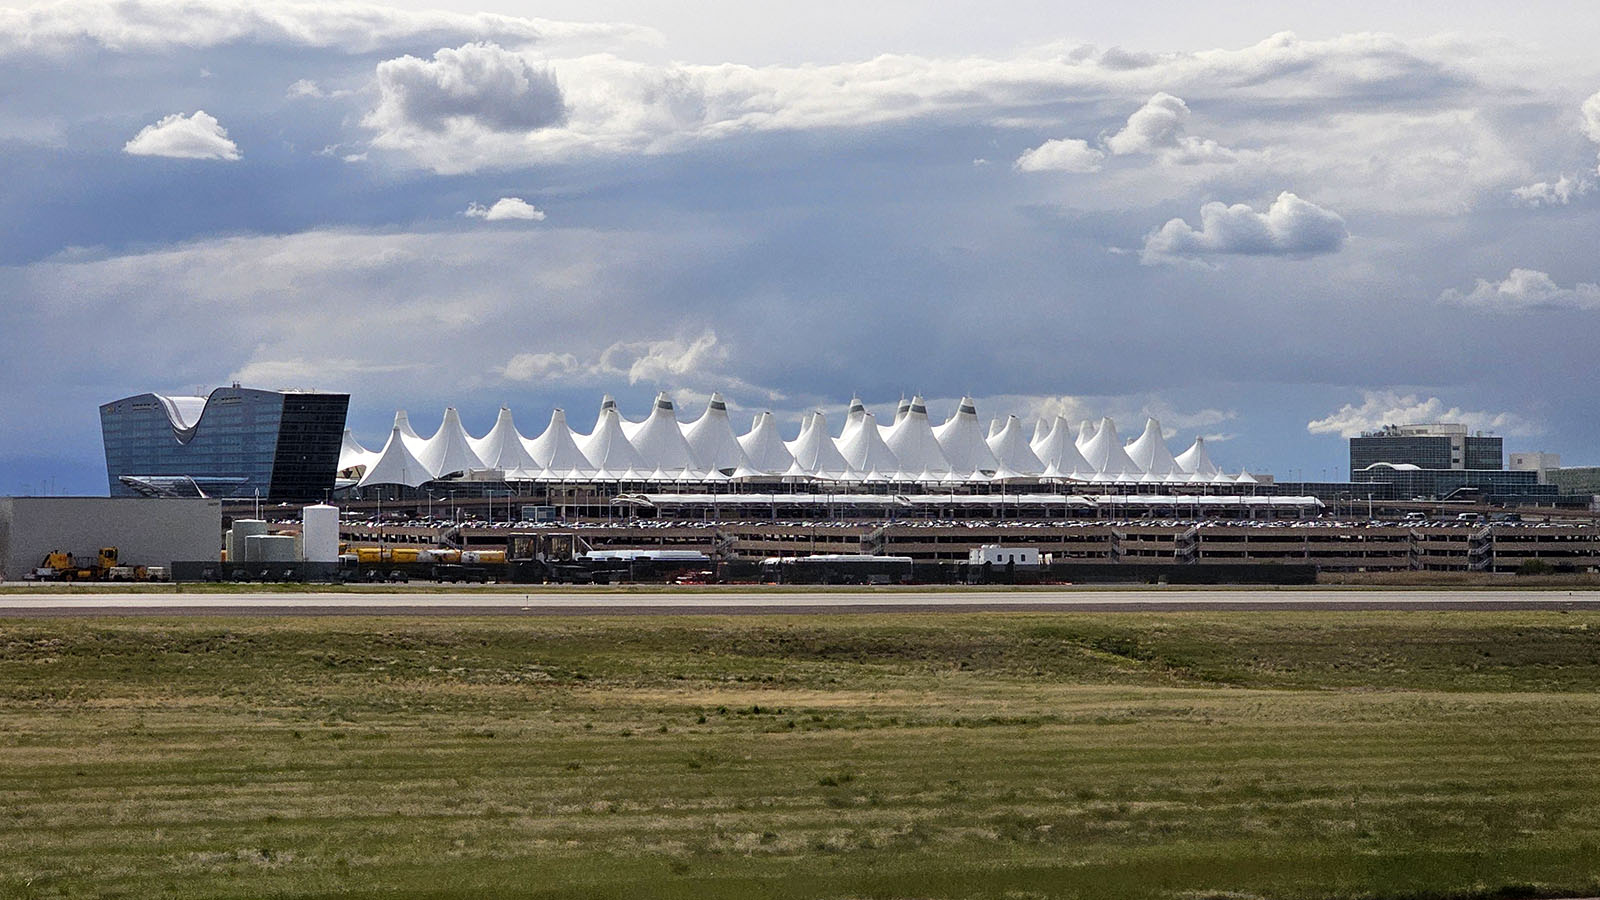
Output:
[
  {"xmin": 301, "ymin": 504, "xmax": 340, "ymax": 563},
  {"xmin": 245, "ymin": 534, "xmax": 297, "ymax": 562},
  {"xmin": 230, "ymin": 519, "xmax": 269, "ymax": 562}
]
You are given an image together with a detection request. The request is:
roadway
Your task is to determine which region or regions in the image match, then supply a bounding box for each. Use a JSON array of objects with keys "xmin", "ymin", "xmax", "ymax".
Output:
[{"xmin": 4, "ymin": 588, "xmax": 1600, "ymax": 616}]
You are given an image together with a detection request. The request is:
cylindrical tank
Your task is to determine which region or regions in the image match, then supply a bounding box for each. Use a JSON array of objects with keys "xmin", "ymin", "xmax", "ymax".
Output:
[
  {"xmin": 462, "ymin": 550, "xmax": 506, "ymax": 564},
  {"xmin": 301, "ymin": 504, "xmax": 340, "ymax": 563},
  {"xmin": 245, "ymin": 534, "xmax": 296, "ymax": 562},
  {"xmin": 231, "ymin": 520, "xmax": 270, "ymax": 562}
]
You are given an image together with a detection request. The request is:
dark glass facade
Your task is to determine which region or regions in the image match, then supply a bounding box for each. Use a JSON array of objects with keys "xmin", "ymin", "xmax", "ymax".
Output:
[
  {"xmin": 1350, "ymin": 434, "xmax": 1502, "ymax": 477},
  {"xmin": 101, "ymin": 387, "xmax": 349, "ymax": 501}
]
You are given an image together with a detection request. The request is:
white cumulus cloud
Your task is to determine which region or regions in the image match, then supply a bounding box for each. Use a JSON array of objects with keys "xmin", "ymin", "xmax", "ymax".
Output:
[
  {"xmin": 366, "ymin": 42, "xmax": 566, "ymax": 141},
  {"xmin": 500, "ymin": 330, "xmax": 729, "ymax": 387},
  {"xmin": 1582, "ymin": 90, "xmax": 1600, "ymax": 146},
  {"xmin": 122, "ymin": 110, "xmax": 240, "ymax": 160},
  {"xmin": 1141, "ymin": 191, "xmax": 1347, "ymax": 263},
  {"xmin": 1511, "ymin": 174, "xmax": 1592, "ymax": 206},
  {"xmin": 1014, "ymin": 137, "xmax": 1104, "ymax": 173},
  {"xmin": 464, "ymin": 197, "xmax": 545, "ymax": 221},
  {"xmin": 1104, "ymin": 92, "xmax": 1233, "ymax": 163},
  {"xmin": 1438, "ymin": 268, "xmax": 1600, "ymax": 311},
  {"xmin": 1307, "ymin": 390, "xmax": 1536, "ymax": 438}
]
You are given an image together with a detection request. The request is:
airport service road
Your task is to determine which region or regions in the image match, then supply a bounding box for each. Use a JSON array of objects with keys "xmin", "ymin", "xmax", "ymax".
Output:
[{"xmin": 4, "ymin": 588, "xmax": 1600, "ymax": 616}]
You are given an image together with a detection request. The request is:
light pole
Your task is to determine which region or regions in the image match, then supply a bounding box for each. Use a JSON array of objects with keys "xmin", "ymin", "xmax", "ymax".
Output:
[{"xmin": 426, "ymin": 491, "xmax": 435, "ymax": 521}]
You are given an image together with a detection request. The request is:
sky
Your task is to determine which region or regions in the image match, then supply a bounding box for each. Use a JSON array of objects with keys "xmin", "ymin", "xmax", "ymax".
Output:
[{"xmin": 2, "ymin": 0, "xmax": 1599, "ymax": 494}]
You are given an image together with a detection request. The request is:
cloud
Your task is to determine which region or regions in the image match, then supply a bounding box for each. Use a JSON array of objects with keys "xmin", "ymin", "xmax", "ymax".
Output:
[
  {"xmin": 1438, "ymin": 268, "xmax": 1600, "ymax": 311},
  {"xmin": 1014, "ymin": 138, "xmax": 1104, "ymax": 173},
  {"xmin": 500, "ymin": 329, "xmax": 729, "ymax": 387},
  {"xmin": 1582, "ymin": 90, "xmax": 1600, "ymax": 146},
  {"xmin": 1511, "ymin": 174, "xmax": 1592, "ymax": 206},
  {"xmin": 230, "ymin": 357, "xmax": 417, "ymax": 386},
  {"xmin": 1103, "ymin": 92, "xmax": 1231, "ymax": 163},
  {"xmin": 464, "ymin": 197, "xmax": 545, "ymax": 221},
  {"xmin": 122, "ymin": 110, "xmax": 240, "ymax": 160},
  {"xmin": 0, "ymin": 0, "xmax": 654, "ymax": 57},
  {"xmin": 367, "ymin": 42, "xmax": 566, "ymax": 139},
  {"xmin": 1307, "ymin": 390, "xmax": 1537, "ymax": 438},
  {"xmin": 1141, "ymin": 191, "xmax": 1347, "ymax": 263}
]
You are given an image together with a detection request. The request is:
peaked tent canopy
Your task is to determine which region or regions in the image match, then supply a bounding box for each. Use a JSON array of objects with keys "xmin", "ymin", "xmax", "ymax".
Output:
[
  {"xmin": 338, "ymin": 429, "xmax": 377, "ymax": 473},
  {"xmin": 1175, "ymin": 436, "xmax": 1221, "ymax": 477},
  {"xmin": 884, "ymin": 395, "xmax": 952, "ymax": 478},
  {"xmin": 683, "ymin": 393, "xmax": 749, "ymax": 473},
  {"xmin": 986, "ymin": 415, "xmax": 1045, "ymax": 475},
  {"xmin": 738, "ymin": 411, "xmax": 795, "ymax": 475},
  {"xmin": 1124, "ymin": 417, "xmax": 1182, "ymax": 478},
  {"xmin": 1075, "ymin": 419, "xmax": 1098, "ymax": 452},
  {"xmin": 526, "ymin": 409, "xmax": 595, "ymax": 475},
  {"xmin": 840, "ymin": 396, "xmax": 868, "ymax": 442},
  {"xmin": 1034, "ymin": 416, "xmax": 1095, "ymax": 478},
  {"xmin": 578, "ymin": 400, "xmax": 649, "ymax": 473},
  {"xmin": 358, "ymin": 426, "xmax": 433, "ymax": 488},
  {"xmin": 470, "ymin": 407, "xmax": 538, "ymax": 471},
  {"xmin": 1030, "ymin": 418, "xmax": 1050, "ymax": 449},
  {"xmin": 629, "ymin": 392, "xmax": 699, "ymax": 474},
  {"xmin": 418, "ymin": 407, "xmax": 486, "ymax": 478},
  {"xmin": 785, "ymin": 411, "xmax": 853, "ymax": 478},
  {"xmin": 933, "ymin": 397, "xmax": 1000, "ymax": 477},
  {"xmin": 393, "ymin": 410, "xmax": 428, "ymax": 456},
  {"xmin": 1081, "ymin": 417, "xmax": 1142, "ymax": 477},
  {"xmin": 838, "ymin": 411, "xmax": 900, "ymax": 477}
]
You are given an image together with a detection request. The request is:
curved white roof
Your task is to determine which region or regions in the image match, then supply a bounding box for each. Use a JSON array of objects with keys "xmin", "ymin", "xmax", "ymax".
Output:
[
  {"xmin": 393, "ymin": 410, "xmax": 428, "ymax": 456},
  {"xmin": 1030, "ymin": 418, "xmax": 1050, "ymax": 448},
  {"xmin": 986, "ymin": 415, "xmax": 1045, "ymax": 475},
  {"xmin": 419, "ymin": 407, "xmax": 486, "ymax": 478},
  {"xmin": 933, "ymin": 397, "xmax": 1000, "ymax": 477},
  {"xmin": 683, "ymin": 393, "xmax": 749, "ymax": 473},
  {"xmin": 470, "ymin": 407, "xmax": 538, "ymax": 470},
  {"xmin": 578, "ymin": 401, "xmax": 648, "ymax": 473},
  {"xmin": 1125, "ymin": 417, "xmax": 1182, "ymax": 478},
  {"xmin": 840, "ymin": 396, "xmax": 867, "ymax": 443},
  {"xmin": 359, "ymin": 426, "xmax": 433, "ymax": 488},
  {"xmin": 338, "ymin": 428, "xmax": 377, "ymax": 473},
  {"xmin": 884, "ymin": 395, "xmax": 951, "ymax": 477},
  {"xmin": 526, "ymin": 408, "xmax": 595, "ymax": 475},
  {"xmin": 1175, "ymin": 436, "xmax": 1220, "ymax": 476},
  {"xmin": 1081, "ymin": 417, "xmax": 1142, "ymax": 477},
  {"xmin": 784, "ymin": 411, "xmax": 853, "ymax": 479},
  {"xmin": 738, "ymin": 411, "xmax": 795, "ymax": 475},
  {"xmin": 630, "ymin": 392, "xmax": 699, "ymax": 474},
  {"xmin": 1075, "ymin": 418, "xmax": 1098, "ymax": 452},
  {"xmin": 837, "ymin": 411, "xmax": 900, "ymax": 478},
  {"xmin": 1033, "ymin": 416, "xmax": 1094, "ymax": 478}
]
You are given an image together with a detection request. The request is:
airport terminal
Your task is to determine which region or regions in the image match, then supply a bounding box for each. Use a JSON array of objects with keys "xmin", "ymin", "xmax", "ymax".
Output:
[{"xmin": 2, "ymin": 384, "xmax": 1598, "ymax": 583}]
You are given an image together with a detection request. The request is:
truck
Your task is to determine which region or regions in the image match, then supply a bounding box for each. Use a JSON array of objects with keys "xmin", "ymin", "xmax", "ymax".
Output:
[{"xmin": 30, "ymin": 548, "xmax": 123, "ymax": 581}]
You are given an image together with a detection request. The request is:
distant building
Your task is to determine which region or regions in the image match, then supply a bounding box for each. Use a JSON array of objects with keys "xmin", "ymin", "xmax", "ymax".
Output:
[
  {"xmin": 1509, "ymin": 451, "xmax": 1562, "ymax": 484},
  {"xmin": 101, "ymin": 386, "xmax": 348, "ymax": 501},
  {"xmin": 1349, "ymin": 424, "xmax": 1502, "ymax": 477}
]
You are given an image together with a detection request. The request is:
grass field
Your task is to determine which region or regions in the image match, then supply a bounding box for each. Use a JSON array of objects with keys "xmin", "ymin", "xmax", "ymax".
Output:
[{"xmin": 2, "ymin": 612, "xmax": 1599, "ymax": 899}]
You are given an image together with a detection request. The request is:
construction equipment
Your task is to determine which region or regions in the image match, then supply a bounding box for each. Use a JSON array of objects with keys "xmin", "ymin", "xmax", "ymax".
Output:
[{"xmin": 30, "ymin": 548, "xmax": 153, "ymax": 582}]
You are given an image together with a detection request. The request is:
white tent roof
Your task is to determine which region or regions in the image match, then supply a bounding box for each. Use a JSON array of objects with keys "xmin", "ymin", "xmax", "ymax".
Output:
[
  {"xmin": 840, "ymin": 396, "xmax": 867, "ymax": 442},
  {"xmin": 1081, "ymin": 417, "xmax": 1142, "ymax": 477},
  {"xmin": 1030, "ymin": 418, "xmax": 1050, "ymax": 449},
  {"xmin": 526, "ymin": 408, "xmax": 596, "ymax": 475},
  {"xmin": 470, "ymin": 407, "xmax": 538, "ymax": 470},
  {"xmin": 1124, "ymin": 417, "xmax": 1182, "ymax": 478},
  {"xmin": 837, "ymin": 411, "xmax": 900, "ymax": 478},
  {"xmin": 579, "ymin": 401, "xmax": 648, "ymax": 472},
  {"xmin": 338, "ymin": 429, "xmax": 377, "ymax": 473},
  {"xmin": 1075, "ymin": 418, "xmax": 1098, "ymax": 452},
  {"xmin": 393, "ymin": 410, "xmax": 428, "ymax": 456},
  {"xmin": 418, "ymin": 407, "xmax": 485, "ymax": 478},
  {"xmin": 738, "ymin": 411, "xmax": 795, "ymax": 475},
  {"xmin": 933, "ymin": 397, "xmax": 1000, "ymax": 477},
  {"xmin": 358, "ymin": 426, "xmax": 433, "ymax": 488},
  {"xmin": 1175, "ymin": 436, "xmax": 1221, "ymax": 476},
  {"xmin": 988, "ymin": 418, "xmax": 1004, "ymax": 439},
  {"xmin": 683, "ymin": 393, "xmax": 749, "ymax": 473},
  {"xmin": 986, "ymin": 415, "xmax": 1045, "ymax": 475},
  {"xmin": 1033, "ymin": 416, "xmax": 1094, "ymax": 478},
  {"xmin": 784, "ymin": 411, "xmax": 853, "ymax": 478},
  {"xmin": 629, "ymin": 392, "xmax": 699, "ymax": 474},
  {"xmin": 884, "ymin": 395, "xmax": 952, "ymax": 477}
]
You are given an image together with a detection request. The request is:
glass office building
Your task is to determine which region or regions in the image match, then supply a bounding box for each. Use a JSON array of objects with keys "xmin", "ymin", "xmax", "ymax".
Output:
[
  {"xmin": 101, "ymin": 386, "xmax": 349, "ymax": 501},
  {"xmin": 1349, "ymin": 424, "xmax": 1502, "ymax": 478}
]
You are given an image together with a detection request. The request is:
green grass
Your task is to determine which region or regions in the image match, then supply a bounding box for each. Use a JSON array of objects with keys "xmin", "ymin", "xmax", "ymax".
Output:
[{"xmin": 2, "ymin": 612, "xmax": 1599, "ymax": 899}]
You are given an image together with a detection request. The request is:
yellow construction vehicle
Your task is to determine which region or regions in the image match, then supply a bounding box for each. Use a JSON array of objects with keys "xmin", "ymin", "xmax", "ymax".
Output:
[{"xmin": 32, "ymin": 548, "xmax": 123, "ymax": 581}]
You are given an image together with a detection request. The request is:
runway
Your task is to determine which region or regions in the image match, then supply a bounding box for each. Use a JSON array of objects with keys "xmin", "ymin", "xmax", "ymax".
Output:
[{"xmin": 3, "ymin": 588, "xmax": 1600, "ymax": 616}]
